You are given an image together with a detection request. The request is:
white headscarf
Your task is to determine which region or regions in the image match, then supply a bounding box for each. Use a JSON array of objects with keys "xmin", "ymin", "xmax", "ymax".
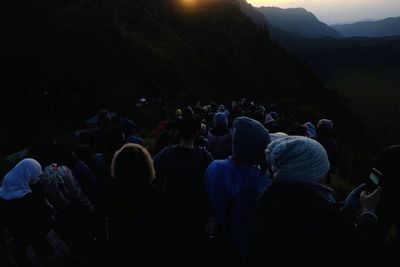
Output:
[{"xmin": 0, "ymin": 158, "xmax": 42, "ymax": 200}]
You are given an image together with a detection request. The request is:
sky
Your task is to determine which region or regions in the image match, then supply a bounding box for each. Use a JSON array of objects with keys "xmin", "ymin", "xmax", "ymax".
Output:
[{"xmin": 247, "ymin": 0, "xmax": 400, "ymax": 24}]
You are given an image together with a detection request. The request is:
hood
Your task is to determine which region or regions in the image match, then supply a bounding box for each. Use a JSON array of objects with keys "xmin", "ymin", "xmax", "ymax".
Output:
[{"xmin": 223, "ymin": 159, "xmax": 270, "ymax": 195}]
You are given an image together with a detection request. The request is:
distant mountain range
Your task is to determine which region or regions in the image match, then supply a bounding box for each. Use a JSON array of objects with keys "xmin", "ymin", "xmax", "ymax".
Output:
[
  {"xmin": 332, "ymin": 17, "xmax": 400, "ymax": 37},
  {"xmin": 239, "ymin": 1, "xmax": 400, "ymax": 40},
  {"xmin": 257, "ymin": 7, "xmax": 343, "ymax": 39}
]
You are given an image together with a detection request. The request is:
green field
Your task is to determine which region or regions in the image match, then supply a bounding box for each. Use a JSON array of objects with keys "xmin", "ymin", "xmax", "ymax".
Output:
[{"xmin": 325, "ymin": 68, "xmax": 400, "ymax": 140}]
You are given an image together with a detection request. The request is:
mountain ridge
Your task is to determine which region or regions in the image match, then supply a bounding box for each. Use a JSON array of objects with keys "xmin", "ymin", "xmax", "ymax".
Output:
[
  {"xmin": 257, "ymin": 6, "xmax": 343, "ymax": 39},
  {"xmin": 332, "ymin": 16, "xmax": 400, "ymax": 37}
]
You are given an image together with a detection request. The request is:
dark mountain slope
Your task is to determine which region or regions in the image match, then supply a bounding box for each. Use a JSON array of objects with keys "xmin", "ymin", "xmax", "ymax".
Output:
[
  {"xmin": 237, "ymin": 0, "xmax": 267, "ymax": 26},
  {"xmin": 237, "ymin": 1, "xmax": 306, "ymax": 45},
  {"xmin": 258, "ymin": 7, "xmax": 342, "ymax": 39}
]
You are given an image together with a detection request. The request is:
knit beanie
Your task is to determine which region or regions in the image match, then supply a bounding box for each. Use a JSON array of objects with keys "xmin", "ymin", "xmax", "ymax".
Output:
[{"xmin": 266, "ymin": 136, "xmax": 330, "ymax": 184}]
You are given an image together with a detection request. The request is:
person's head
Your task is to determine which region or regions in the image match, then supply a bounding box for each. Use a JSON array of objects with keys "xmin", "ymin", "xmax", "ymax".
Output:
[
  {"xmin": 182, "ymin": 106, "xmax": 194, "ymax": 117},
  {"xmin": 120, "ymin": 117, "xmax": 137, "ymax": 136},
  {"xmin": 97, "ymin": 109, "xmax": 110, "ymax": 129},
  {"xmin": 105, "ymin": 127, "xmax": 125, "ymax": 153},
  {"xmin": 266, "ymin": 136, "xmax": 330, "ymax": 185},
  {"xmin": 288, "ymin": 124, "xmax": 308, "ymax": 137},
  {"xmin": 53, "ymin": 143, "xmax": 78, "ymax": 169},
  {"xmin": 231, "ymin": 105, "xmax": 244, "ymax": 121},
  {"xmin": 159, "ymin": 110, "xmax": 168, "ymax": 122},
  {"xmin": 175, "ymin": 109, "xmax": 183, "ymax": 118},
  {"xmin": 270, "ymin": 111, "xmax": 279, "ymax": 122},
  {"xmin": 213, "ymin": 112, "xmax": 228, "ymax": 128},
  {"xmin": 317, "ymin": 119, "xmax": 334, "ymax": 137},
  {"xmin": 232, "ymin": 117, "xmax": 271, "ymax": 165},
  {"xmin": 110, "ymin": 115, "xmax": 121, "ymax": 128},
  {"xmin": 303, "ymin": 122, "xmax": 317, "ymax": 138},
  {"xmin": 372, "ymin": 146, "xmax": 400, "ymax": 219},
  {"xmin": 253, "ymin": 111, "xmax": 265, "ymax": 125},
  {"xmin": 210, "ymin": 102, "xmax": 217, "ymax": 112},
  {"xmin": 40, "ymin": 163, "xmax": 79, "ymax": 210},
  {"xmin": 74, "ymin": 144, "xmax": 93, "ymax": 164},
  {"xmin": 179, "ymin": 115, "xmax": 201, "ymax": 143},
  {"xmin": 0, "ymin": 158, "xmax": 42, "ymax": 200},
  {"xmin": 265, "ymin": 113, "xmax": 275, "ymax": 125},
  {"xmin": 200, "ymin": 123, "xmax": 207, "ymax": 136},
  {"xmin": 111, "ymin": 144, "xmax": 155, "ymax": 189},
  {"xmin": 29, "ymin": 139, "xmax": 57, "ymax": 167}
]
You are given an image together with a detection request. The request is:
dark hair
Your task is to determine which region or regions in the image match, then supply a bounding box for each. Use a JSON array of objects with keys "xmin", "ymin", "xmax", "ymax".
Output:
[
  {"xmin": 253, "ymin": 111, "xmax": 265, "ymax": 125},
  {"xmin": 74, "ymin": 144, "xmax": 93, "ymax": 163},
  {"xmin": 179, "ymin": 115, "xmax": 200, "ymax": 141},
  {"xmin": 182, "ymin": 106, "xmax": 194, "ymax": 117},
  {"xmin": 97, "ymin": 109, "xmax": 110, "ymax": 129},
  {"xmin": 288, "ymin": 124, "xmax": 308, "ymax": 137},
  {"xmin": 53, "ymin": 143, "xmax": 78, "ymax": 169},
  {"xmin": 111, "ymin": 144, "xmax": 155, "ymax": 188},
  {"xmin": 29, "ymin": 139, "xmax": 57, "ymax": 167}
]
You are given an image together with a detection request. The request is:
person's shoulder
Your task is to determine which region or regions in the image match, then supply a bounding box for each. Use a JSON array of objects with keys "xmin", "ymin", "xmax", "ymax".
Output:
[
  {"xmin": 194, "ymin": 147, "xmax": 214, "ymax": 162},
  {"xmin": 126, "ymin": 135, "xmax": 144, "ymax": 145},
  {"xmin": 208, "ymin": 128, "xmax": 216, "ymax": 137},
  {"xmin": 154, "ymin": 145, "xmax": 176, "ymax": 160},
  {"xmin": 201, "ymin": 147, "xmax": 213, "ymax": 157},
  {"xmin": 207, "ymin": 159, "xmax": 230, "ymax": 170},
  {"xmin": 7, "ymin": 193, "xmax": 42, "ymax": 208},
  {"xmin": 76, "ymin": 160, "xmax": 92, "ymax": 173}
]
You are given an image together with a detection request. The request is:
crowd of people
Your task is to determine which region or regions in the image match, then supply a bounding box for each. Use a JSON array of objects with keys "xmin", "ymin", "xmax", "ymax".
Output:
[{"xmin": 0, "ymin": 99, "xmax": 399, "ymax": 266}]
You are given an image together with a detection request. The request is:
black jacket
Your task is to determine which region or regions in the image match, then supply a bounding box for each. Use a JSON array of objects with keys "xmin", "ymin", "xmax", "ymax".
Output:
[
  {"xmin": 105, "ymin": 184, "xmax": 169, "ymax": 266},
  {"xmin": 0, "ymin": 193, "xmax": 53, "ymax": 265},
  {"xmin": 251, "ymin": 181, "xmax": 378, "ymax": 267}
]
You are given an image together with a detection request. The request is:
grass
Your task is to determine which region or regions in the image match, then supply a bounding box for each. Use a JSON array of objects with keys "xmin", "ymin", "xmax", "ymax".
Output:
[
  {"xmin": 330, "ymin": 173, "xmax": 355, "ymax": 201},
  {"xmin": 324, "ymin": 68, "xmax": 400, "ymax": 137}
]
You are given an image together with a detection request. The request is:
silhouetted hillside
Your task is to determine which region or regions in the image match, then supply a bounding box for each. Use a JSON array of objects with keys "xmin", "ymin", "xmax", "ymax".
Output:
[
  {"xmin": 237, "ymin": 0, "xmax": 267, "ymax": 26},
  {"xmin": 333, "ymin": 17, "xmax": 400, "ymax": 37},
  {"xmin": 237, "ymin": 0, "xmax": 303, "ymax": 42},
  {"xmin": 258, "ymin": 7, "xmax": 342, "ymax": 39},
  {"xmin": 1, "ymin": 0, "xmax": 355, "ymax": 156}
]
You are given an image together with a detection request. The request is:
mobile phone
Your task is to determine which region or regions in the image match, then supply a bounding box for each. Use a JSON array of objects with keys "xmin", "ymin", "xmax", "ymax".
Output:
[{"xmin": 367, "ymin": 168, "xmax": 383, "ymax": 191}]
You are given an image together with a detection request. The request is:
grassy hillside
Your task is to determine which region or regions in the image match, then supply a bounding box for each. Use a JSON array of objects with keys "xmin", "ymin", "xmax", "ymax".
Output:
[{"xmin": 325, "ymin": 68, "xmax": 400, "ymax": 144}]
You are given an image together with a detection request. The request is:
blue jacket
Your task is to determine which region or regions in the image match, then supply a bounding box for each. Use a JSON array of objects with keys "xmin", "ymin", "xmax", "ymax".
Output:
[{"xmin": 205, "ymin": 159, "xmax": 271, "ymax": 256}]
